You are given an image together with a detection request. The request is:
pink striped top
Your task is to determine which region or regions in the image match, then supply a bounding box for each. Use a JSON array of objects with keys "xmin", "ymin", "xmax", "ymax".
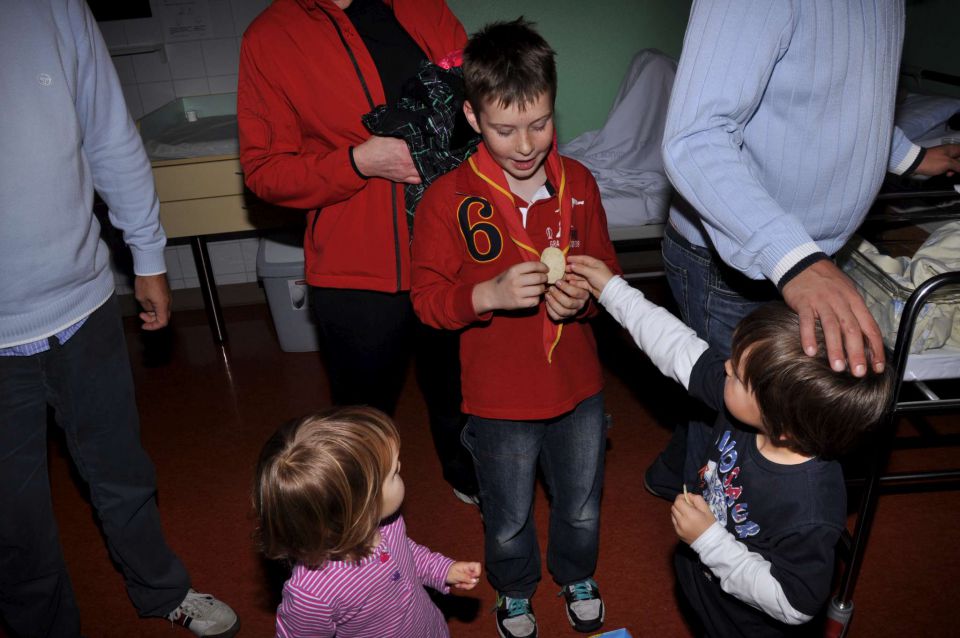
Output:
[{"xmin": 275, "ymin": 515, "xmax": 455, "ymax": 638}]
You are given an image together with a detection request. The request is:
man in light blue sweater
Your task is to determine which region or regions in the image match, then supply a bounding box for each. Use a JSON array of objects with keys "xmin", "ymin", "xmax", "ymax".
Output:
[
  {"xmin": 0, "ymin": 1, "xmax": 238, "ymax": 636},
  {"xmin": 647, "ymin": 1, "xmax": 960, "ymax": 495}
]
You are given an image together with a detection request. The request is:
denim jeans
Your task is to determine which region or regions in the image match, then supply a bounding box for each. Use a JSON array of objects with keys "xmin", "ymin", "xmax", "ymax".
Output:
[
  {"xmin": 0, "ymin": 297, "xmax": 190, "ymax": 637},
  {"xmin": 461, "ymin": 393, "xmax": 606, "ymax": 598},
  {"xmin": 648, "ymin": 226, "xmax": 780, "ymax": 496}
]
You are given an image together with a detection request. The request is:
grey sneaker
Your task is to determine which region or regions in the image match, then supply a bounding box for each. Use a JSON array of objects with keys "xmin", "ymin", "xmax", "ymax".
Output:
[
  {"xmin": 495, "ymin": 595, "xmax": 537, "ymax": 638},
  {"xmin": 167, "ymin": 589, "xmax": 240, "ymax": 638},
  {"xmin": 560, "ymin": 578, "xmax": 604, "ymax": 633},
  {"xmin": 453, "ymin": 488, "xmax": 481, "ymax": 507}
]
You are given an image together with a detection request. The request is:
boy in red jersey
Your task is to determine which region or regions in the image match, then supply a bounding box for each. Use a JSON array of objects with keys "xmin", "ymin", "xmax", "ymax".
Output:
[{"xmin": 411, "ymin": 18, "xmax": 620, "ymax": 638}]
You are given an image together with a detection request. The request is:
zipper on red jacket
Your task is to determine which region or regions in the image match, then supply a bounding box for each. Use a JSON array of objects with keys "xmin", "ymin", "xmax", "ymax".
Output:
[{"xmin": 320, "ymin": 6, "xmax": 403, "ymax": 291}]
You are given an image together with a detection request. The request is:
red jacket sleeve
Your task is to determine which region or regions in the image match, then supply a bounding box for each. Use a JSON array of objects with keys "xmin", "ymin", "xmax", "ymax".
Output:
[{"xmin": 410, "ymin": 180, "xmax": 491, "ymax": 330}]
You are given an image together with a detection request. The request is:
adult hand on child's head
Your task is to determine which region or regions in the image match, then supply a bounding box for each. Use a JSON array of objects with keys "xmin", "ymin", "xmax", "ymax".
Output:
[
  {"xmin": 671, "ymin": 493, "xmax": 716, "ymax": 545},
  {"xmin": 566, "ymin": 255, "xmax": 614, "ymax": 298},
  {"xmin": 545, "ymin": 277, "xmax": 590, "ymax": 322},
  {"xmin": 780, "ymin": 260, "xmax": 885, "ymax": 377},
  {"xmin": 473, "ymin": 261, "xmax": 548, "ymax": 314},
  {"xmin": 446, "ymin": 561, "xmax": 482, "ymax": 590}
]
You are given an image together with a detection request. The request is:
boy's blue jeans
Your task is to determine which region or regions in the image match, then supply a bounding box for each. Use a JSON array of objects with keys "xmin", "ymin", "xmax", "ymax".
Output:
[{"xmin": 462, "ymin": 392, "xmax": 606, "ymax": 599}]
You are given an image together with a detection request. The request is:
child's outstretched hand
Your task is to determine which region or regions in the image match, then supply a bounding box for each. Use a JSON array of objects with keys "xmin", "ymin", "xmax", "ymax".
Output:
[
  {"xmin": 671, "ymin": 492, "xmax": 716, "ymax": 545},
  {"xmin": 446, "ymin": 561, "xmax": 482, "ymax": 590},
  {"xmin": 566, "ymin": 255, "xmax": 615, "ymax": 298}
]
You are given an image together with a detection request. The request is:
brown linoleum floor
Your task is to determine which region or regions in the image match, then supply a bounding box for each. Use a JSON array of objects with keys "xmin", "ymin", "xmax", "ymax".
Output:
[{"xmin": 4, "ymin": 280, "xmax": 959, "ymax": 637}]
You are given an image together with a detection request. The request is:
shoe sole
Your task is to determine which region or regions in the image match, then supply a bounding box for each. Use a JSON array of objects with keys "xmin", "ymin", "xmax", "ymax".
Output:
[{"xmin": 203, "ymin": 618, "xmax": 241, "ymax": 638}]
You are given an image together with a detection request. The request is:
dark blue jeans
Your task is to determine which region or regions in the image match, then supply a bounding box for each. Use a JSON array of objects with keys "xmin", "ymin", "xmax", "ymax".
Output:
[
  {"xmin": 649, "ymin": 226, "xmax": 779, "ymax": 495},
  {"xmin": 0, "ymin": 297, "xmax": 189, "ymax": 637},
  {"xmin": 462, "ymin": 393, "xmax": 606, "ymax": 598}
]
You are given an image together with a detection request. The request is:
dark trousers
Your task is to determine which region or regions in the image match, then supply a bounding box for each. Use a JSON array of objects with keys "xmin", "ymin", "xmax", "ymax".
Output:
[
  {"xmin": 647, "ymin": 225, "xmax": 779, "ymax": 496},
  {"xmin": 309, "ymin": 287, "xmax": 477, "ymax": 495},
  {"xmin": 0, "ymin": 296, "xmax": 189, "ymax": 638}
]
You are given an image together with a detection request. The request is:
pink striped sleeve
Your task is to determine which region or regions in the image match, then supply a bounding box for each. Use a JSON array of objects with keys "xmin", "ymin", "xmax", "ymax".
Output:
[
  {"xmin": 276, "ymin": 581, "xmax": 337, "ymax": 638},
  {"xmin": 407, "ymin": 537, "xmax": 455, "ymax": 594}
]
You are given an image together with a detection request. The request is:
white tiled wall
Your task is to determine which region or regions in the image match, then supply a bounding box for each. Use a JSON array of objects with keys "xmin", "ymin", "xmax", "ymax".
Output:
[{"xmin": 99, "ymin": 0, "xmax": 272, "ymax": 294}]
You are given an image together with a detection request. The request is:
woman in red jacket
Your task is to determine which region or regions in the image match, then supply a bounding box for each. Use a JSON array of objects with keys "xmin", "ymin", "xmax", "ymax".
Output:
[{"xmin": 238, "ymin": 0, "xmax": 478, "ymax": 502}]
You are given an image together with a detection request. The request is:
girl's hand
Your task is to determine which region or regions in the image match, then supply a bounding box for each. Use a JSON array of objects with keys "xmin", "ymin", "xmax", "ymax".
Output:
[
  {"xmin": 446, "ymin": 561, "xmax": 482, "ymax": 590},
  {"xmin": 671, "ymin": 493, "xmax": 716, "ymax": 545},
  {"xmin": 566, "ymin": 255, "xmax": 614, "ymax": 298}
]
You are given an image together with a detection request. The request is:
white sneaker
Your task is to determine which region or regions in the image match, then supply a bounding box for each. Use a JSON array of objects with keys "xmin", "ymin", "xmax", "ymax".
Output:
[
  {"xmin": 167, "ymin": 589, "xmax": 240, "ymax": 638},
  {"xmin": 453, "ymin": 488, "xmax": 480, "ymax": 507}
]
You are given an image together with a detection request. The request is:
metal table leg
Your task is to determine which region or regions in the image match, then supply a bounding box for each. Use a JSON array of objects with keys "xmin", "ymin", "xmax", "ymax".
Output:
[{"xmin": 190, "ymin": 236, "xmax": 228, "ymax": 344}]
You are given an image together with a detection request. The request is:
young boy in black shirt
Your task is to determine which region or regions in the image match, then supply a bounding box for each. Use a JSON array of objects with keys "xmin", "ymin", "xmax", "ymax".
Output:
[{"xmin": 568, "ymin": 256, "xmax": 893, "ymax": 637}]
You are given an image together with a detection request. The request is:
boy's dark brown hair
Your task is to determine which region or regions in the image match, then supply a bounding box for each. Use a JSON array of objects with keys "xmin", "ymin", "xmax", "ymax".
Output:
[
  {"xmin": 253, "ymin": 406, "xmax": 398, "ymax": 567},
  {"xmin": 731, "ymin": 302, "xmax": 894, "ymax": 459},
  {"xmin": 462, "ymin": 17, "xmax": 557, "ymax": 111}
]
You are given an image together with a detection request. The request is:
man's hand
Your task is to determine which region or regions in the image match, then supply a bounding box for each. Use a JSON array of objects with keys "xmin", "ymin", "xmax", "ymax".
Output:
[
  {"xmin": 445, "ymin": 561, "xmax": 482, "ymax": 590},
  {"xmin": 134, "ymin": 274, "xmax": 171, "ymax": 330},
  {"xmin": 544, "ymin": 276, "xmax": 590, "ymax": 321},
  {"xmin": 472, "ymin": 262, "xmax": 548, "ymax": 314},
  {"xmin": 566, "ymin": 255, "xmax": 615, "ymax": 298},
  {"xmin": 914, "ymin": 143, "xmax": 960, "ymax": 178},
  {"xmin": 671, "ymin": 493, "xmax": 715, "ymax": 545},
  {"xmin": 780, "ymin": 260, "xmax": 885, "ymax": 376},
  {"xmin": 352, "ymin": 136, "xmax": 421, "ymax": 184}
]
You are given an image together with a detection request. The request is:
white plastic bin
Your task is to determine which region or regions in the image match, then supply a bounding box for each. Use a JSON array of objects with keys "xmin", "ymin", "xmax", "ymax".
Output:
[{"xmin": 257, "ymin": 235, "xmax": 320, "ymax": 352}]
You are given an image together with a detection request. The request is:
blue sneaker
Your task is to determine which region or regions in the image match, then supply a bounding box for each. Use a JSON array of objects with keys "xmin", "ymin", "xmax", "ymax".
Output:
[
  {"xmin": 559, "ymin": 578, "xmax": 604, "ymax": 633},
  {"xmin": 494, "ymin": 595, "xmax": 537, "ymax": 638}
]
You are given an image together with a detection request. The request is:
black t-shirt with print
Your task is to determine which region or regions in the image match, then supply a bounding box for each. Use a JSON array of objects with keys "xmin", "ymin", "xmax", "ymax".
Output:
[{"xmin": 676, "ymin": 348, "xmax": 846, "ymax": 637}]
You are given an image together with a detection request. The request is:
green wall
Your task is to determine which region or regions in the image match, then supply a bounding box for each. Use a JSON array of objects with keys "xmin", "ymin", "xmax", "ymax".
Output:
[
  {"xmin": 445, "ymin": 0, "xmax": 693, "ymax": 143},
  {"xmin": 902, "ymin": 0, "xmax": 960, "ymax": 98}
]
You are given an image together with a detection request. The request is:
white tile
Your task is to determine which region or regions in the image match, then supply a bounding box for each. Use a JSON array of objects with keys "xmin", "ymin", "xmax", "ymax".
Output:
[
  {"xmin": 214, "ymin": 272, "xmax": 249, "ymax": 286},
  {"xmin": 165, "ymin": 41, "xmax": 207, "ymax": 79},
  {"xmin": 208, "ymin": 240, "xmax": 245, "ymax": 274},
  {"xmin": 208, "ymin": 0, "xmax": 237, "ymax": 39},
  {"xmin": 138, "ymin": 81, "xmax": 175, "ymax": 115},
  {"xmin": 99, "ymin": 22, "xmax": 128, "ymax": 48},
  {"xmin": 201, "ymin": 38, "xmax": 240, "ymax": 76},
  {"xmin": 121, "ymin": 84, "xmax": 145, "ymax": 120},
  {"xmin": 230, "ymin": 0, "xmax": 268, "ymax": 36},
  {"xmin": 240, "ymin": 237, "xmax": 260, "ymax": 272},
  {"xmin": 123, "ymin": 16, "xmax": 164, "ymax": 45},
  {"xmin": 182, "ymin": 277, "xmax": 200, "ymax": 289},
  {"xmin": 168, "ymin": 277, "xmax": 188, "ymax": 291},
  {"xmin": 111, "ymin": 55, "xmax": 137, "ymax": 84},
  {"xmin": 178, "ymin": 246, "xmax": 198, "ymax": 279},
  {"xmin": 207, "ymin": 74, "xmax": 238, "ymax": 94},
  {"xmin": 174, "ymin": 77, "xmax": 211, "ymax": 97},
  {"xmin": 164, "ymin": 247, "xmax": 182, "ymax": 279},
  {"xmin": 132, "ymin": 50, "xmax": 171, "ymax": 83}
]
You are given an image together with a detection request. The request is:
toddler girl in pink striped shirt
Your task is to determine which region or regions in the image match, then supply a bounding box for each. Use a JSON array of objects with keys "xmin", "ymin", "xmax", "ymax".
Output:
[{"xmin": 254, "ymin": 407, "xmax": 481, "ymax": 637}]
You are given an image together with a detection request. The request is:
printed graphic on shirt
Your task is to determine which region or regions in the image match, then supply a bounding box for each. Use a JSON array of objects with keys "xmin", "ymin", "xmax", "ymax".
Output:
[
  {"xmin": 699, "ymin": 430, "xmax": 760, "ymax": 539},
  {"xmin": 457, "ymin": 196, "xmax": 503, "ymax": 263}
]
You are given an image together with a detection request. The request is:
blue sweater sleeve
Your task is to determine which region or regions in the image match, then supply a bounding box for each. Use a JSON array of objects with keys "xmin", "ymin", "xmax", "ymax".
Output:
[
  {"xmin": 71, "ymin": 0, "xmax": 166, "ymax": 276},
  {"xmin": 662, "ymin": 0, "xmax": 819, "ymax": 286}
]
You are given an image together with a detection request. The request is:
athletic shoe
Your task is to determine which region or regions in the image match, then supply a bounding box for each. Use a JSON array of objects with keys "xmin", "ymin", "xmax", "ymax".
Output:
[
  {"xmin": 453, "ymin": 488, "xmax": 481, "ymax": 507},
  {"xmin": 494, "ymin": 594, "xmax": 538, "ymax": 638},
  {"xmin": 559, "ymin": 578, "xmax": 604, "ymax": 633},
  {"xmin": 167, "ymin": 589, "xmax": 240, "ymax": 637}
]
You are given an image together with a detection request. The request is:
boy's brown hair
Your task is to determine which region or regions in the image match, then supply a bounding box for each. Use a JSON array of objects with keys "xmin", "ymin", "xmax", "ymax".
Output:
[
  {"xmin": 253, "ymin": 407, "xmax": 398, "ymax": 567},
  {"xmin": 462, "ymin": 17, "xmax": 557, "ymax": 111},
  {"xmin": 731, "ymin": 302, "xmax": 894, "ymax": 459}
]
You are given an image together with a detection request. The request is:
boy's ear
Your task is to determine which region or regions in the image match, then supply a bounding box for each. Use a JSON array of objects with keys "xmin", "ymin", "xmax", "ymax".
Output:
[{"xmin": 463, "ymin": 100, "xmax": 482, "ymax": 135}]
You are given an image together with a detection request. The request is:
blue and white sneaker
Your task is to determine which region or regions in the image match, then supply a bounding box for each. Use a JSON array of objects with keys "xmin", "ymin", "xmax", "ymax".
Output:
[
  {"xmin": 494, "ymin": 594, "xmax": 537, "ymax": 638},
  {"xmin": 559, "ymin": 578, "xmax": 604, "ymax": 633}
]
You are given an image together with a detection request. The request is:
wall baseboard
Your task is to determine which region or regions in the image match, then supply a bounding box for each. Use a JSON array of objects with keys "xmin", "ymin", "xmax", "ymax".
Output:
[{"xmin": 118, "ymin": 282, "xmax": 266, "ymax": 317}]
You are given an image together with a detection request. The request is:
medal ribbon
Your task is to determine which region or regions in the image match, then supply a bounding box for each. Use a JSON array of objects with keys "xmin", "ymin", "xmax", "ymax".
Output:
[{"xmin": 467, "ymin": 139, "xmax": 572, "ymax": 362}]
